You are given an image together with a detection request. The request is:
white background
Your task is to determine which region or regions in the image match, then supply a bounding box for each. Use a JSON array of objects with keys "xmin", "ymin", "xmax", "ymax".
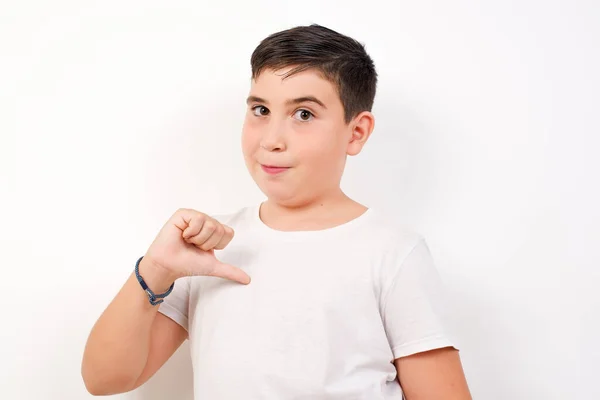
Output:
[{"xmin": 1, "ymin": 1, "xmax": 598, "ymax": 399}]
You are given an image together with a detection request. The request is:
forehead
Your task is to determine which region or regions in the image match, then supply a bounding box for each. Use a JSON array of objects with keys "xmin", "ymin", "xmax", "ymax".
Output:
[{"xmin": 250, "ymin": 67, "xmax": 339, "ymax": 105}]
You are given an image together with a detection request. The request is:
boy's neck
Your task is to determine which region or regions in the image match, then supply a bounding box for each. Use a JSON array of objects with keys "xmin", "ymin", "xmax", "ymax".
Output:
[{"xmin": 259, "ymin": 190, "xmax": 368, "ymax": 232}]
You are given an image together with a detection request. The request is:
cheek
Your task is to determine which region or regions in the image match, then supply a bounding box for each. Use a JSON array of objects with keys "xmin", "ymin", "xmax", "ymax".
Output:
[
  {"xmin": 296, "ymin": 134, "xmax": 344, "ymax": 170},
  {"xmin": 241, "ymin": 124, "xmax": 259, "ymax": 156},
  {"xmin": 311, "ymin": 125, "xmax": 346, "ymax": 157}
]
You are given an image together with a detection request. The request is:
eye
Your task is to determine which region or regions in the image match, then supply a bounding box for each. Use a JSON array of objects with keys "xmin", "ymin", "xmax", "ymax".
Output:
[
  {"xmin": 293, "ymin": 109, "xmax": 314, "ymax": 121},
  {"xmin": 252, "ymin": 105, "xmax": 270, "ymax": 116}
]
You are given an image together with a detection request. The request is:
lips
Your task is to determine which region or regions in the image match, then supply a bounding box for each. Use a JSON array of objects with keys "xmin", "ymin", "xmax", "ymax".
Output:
[{"xmin": 260, "ymin": 164, "xmax": 290, "ymax": 175}]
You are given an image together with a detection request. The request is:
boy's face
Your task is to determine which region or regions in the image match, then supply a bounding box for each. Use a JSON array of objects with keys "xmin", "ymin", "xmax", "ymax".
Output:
[{"xmin": 241, "ymin": 67, "xmax": 372, "ymax": 205}]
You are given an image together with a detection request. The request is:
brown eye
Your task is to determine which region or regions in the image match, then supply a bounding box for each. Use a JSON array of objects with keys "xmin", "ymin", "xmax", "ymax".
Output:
[
  {"xmin": 252, "ymin": 106, "xmax": 269, "ymax": 116},
  {"xmin": 293, "ymin": 109, "xmax": 313, "ymax": 121}
]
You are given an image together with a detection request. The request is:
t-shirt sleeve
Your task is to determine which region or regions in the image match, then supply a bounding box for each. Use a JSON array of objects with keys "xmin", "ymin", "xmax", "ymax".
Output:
[
  {"xmin": 381, "ymin": 237, "xmax": 456, "ymax": 359},
  {"xmin": 157, "ymin": 276, "xmax": 191, "ymax": 331}
]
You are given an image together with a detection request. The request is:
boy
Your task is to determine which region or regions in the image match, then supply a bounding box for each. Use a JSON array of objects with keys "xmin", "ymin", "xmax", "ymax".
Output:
[{"xmin": 82, "ymin": 24, "xmax": 471, "ymax": 399}]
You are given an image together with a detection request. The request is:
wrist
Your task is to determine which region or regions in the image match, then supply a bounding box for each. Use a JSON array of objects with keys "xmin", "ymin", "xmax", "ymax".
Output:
[{"xmin": 138, "ymin": 257, "xmax": 179, "ymax": 293}]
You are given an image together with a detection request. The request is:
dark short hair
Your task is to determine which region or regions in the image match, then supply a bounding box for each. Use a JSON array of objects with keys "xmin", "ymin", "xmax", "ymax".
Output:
[{"xmin": 250, "ymin": 24, "xmax": 377, "ymax": 124}]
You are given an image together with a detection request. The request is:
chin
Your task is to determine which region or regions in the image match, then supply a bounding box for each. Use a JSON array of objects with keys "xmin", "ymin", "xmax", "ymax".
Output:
[
  {"xmin": 259, "ymin": 184, "xmax": 293, "ymax": 201},
  {"xmin": 254, "ymin": 180, "xmax": 297, "ymax": 204}
]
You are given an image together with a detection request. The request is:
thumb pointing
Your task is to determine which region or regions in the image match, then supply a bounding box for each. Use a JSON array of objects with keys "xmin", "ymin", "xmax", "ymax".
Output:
[{"xmin": 212, "ymin": 260, "xmax": 251, "ymax": 285}]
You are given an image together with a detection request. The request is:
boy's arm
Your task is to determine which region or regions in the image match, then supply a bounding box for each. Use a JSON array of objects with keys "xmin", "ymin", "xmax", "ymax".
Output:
[
  {"xmin": 394, "ymin": 347, "xmax": 472, "ymax": 400},
  {"xmin": 81, "ymin": 269, "xmax": 187, "ymax": 395}
]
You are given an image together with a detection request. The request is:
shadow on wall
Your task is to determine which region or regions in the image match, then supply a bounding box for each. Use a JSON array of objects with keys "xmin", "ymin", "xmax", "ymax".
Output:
[{"xmin": 132, "ymin": 340, "xmax": 193, "ymax": 400}]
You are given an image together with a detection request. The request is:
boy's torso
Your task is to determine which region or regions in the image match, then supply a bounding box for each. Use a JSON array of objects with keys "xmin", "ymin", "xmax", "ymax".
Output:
[{"xmin": 185, "ymin": 206, "xmax": 412, "ymax": 399}]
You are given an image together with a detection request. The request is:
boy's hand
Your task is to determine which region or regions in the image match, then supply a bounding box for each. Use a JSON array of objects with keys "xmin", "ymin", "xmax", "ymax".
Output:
[{"xmin": 139, "ymin": 208, "xmax": 251, "ymax": 288}]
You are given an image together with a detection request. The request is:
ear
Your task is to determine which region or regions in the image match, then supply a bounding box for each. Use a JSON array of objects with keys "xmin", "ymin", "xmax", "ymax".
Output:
[{"xmin": 347, "ymin": 111, "xmax": 375, "ymax": 156}]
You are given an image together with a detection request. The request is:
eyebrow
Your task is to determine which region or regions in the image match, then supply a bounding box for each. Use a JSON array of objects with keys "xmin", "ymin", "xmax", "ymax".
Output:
[{"xmin": 246, "ymin": 95, "xmax": 327, "ymax": 109}]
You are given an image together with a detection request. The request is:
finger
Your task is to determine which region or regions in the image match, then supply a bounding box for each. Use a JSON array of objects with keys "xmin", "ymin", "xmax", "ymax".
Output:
[
  {"xmin": 181, "ymin": 213, "xmax": 205, "ymax": 240},
  {"xmin": 200, "ymin": 223, "xmax": 225, "ymax": 251},
  {"xmin": 211, "ymin": 261, "xmax": 251, "ymax": 285},
  {"xmin": 214, "ymin": 225, "xmax": 234, "ymax": 250},
  {"xmin": 186, "ymin": 219, "xmax": 217, "ymax": 249}
]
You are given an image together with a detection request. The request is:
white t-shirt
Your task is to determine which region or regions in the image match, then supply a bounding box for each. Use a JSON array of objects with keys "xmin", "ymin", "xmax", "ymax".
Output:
[{"xmin": 158, "ymin": 204, "xmax": 455, "ymax": 399}]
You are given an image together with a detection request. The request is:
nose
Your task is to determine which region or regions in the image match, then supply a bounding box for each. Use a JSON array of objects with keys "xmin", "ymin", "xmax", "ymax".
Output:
[{"xmin": 259, "ymin": 120, "xmax": 287, "ymax": 152}]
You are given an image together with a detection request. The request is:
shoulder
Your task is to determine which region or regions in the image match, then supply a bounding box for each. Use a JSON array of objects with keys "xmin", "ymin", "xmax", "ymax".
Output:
[
  {"xmin": 361, "ymin": 209, "xmax": 426, "ymax": 258},
  {"xmin": 358, "ymin": 209, "xmax": 437, "ymax": 292}
]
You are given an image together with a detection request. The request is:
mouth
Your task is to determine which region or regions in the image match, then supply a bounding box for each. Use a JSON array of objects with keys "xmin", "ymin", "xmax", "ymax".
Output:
[{"xmin": 260, "ymin": 164, "xmax": 290, "ymax": 175}]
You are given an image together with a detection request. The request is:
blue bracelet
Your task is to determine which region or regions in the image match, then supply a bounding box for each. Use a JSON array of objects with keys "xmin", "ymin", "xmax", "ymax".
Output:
[{"xmin": 134, "ymin": 256, "xmax": 175, "ymax": 306}]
